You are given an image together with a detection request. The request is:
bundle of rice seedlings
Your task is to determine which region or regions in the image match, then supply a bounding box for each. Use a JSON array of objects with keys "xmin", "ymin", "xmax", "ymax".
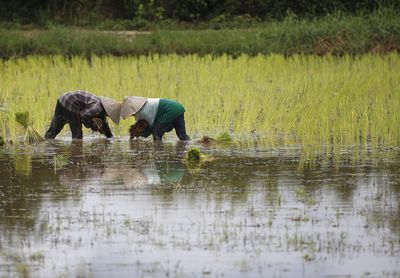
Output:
[
  {"xmin": 198, "ymin": 131, "xmax": 232, "ymax": 144},
  {"xmin": 215, "ymin": 132, "xmax": 232, "ymax": 142},
  {"xmin": 15, "ymin": 112, "xmax": 45, "ymax": 144},
  {"xmin": 185, "ymin": 147, "xmax": 201, "ymax": 162}
]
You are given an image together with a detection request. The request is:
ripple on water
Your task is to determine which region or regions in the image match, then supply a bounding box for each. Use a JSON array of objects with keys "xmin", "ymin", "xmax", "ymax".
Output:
[{"xmin": 0, "ymin": 139, "xmax": 399, "ymax": 277}]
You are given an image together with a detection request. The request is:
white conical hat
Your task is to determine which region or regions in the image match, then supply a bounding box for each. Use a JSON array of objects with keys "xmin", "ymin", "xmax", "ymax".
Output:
[
  {"xmin": 120, "ymin": 96, "xmax": 147, "ymax": 119},
  {"xmin": 99, "ymin": 96, "xmax": 122, "ymax": 124}
]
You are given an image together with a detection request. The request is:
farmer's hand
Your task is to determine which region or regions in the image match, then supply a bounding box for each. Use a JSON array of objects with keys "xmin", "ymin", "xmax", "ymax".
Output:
[
  {"xmin": 129, "ymin": 120, "xmax": 149, "ymax": 139},
  {"xmin": 92, "ymin": 117, "xmax": 104, "ymax": 133}
]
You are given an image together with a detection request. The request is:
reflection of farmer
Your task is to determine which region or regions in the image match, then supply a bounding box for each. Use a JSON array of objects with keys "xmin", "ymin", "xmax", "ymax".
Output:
[
  {"xmin": 121, "ymin": 97, "xmax": 190, "ymax": 141},
  {"xmin": 142, "ymin": 161, "xmax": 186, "ymax": 185},
  {"xmin": 45, "ymin": 90, "xmax": 121, "ymax": 139}
]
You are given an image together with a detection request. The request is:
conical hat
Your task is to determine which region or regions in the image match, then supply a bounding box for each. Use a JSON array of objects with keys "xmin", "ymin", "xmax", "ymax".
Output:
[
  {"xmin": 121, "ymin": 96, "xmax": 147, "ymax": 119},
  {"xmin": 99, "ymin": 96, "xmax": 122, "ymax": 124}
]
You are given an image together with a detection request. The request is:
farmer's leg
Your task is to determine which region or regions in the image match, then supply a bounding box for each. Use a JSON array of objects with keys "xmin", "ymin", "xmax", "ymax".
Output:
[
  {"xmin": 68, "ymin": 122, "xmax": 83, "ymax": 139},
  {"xmin": 173, "ymin": 114, "xmax": 190, "ymax": 140},
  {"xmin": 62, "ymin": 108, "xmax": 83, "ymax": 139},
  {"xmin": 45, "ymin": 101, "xmax": 66, "ymax": 139},
  {"xmin": 152, "ymin": 122, "xmax": 174, "ymax": 141}
]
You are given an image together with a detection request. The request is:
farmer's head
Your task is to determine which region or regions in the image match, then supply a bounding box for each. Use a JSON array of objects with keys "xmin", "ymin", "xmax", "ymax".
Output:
[
  {"xmin": 121, "ymin": 96, "xmax": 147, "ymax": 119},
  {"xmin": 130, "ymin": 120, "xmax": 149, "ymax": 139}
]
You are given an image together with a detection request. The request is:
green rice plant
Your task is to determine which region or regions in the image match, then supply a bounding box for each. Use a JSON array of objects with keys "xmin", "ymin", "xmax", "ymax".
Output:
[
  {"xmin": 185, "ymin": 147, "xmax": 201, "ymax": 162},
  {"xmin": 198, "ymin": 131, "xmax": 232, "ymax": 144},
  {"xmin": 15, "ymin": 112, "xmax": 29, "ymax": 129},
  {"xmin": 15, "ymin": 112, "xmax": 45, "ymax": 144},
  {"xmin": 215, "ymin": 132, "xmax": 232, "ymax": 142},
  {"xmin": 0, "ymin": 54, "xmax": 398, "ymax": 164}
]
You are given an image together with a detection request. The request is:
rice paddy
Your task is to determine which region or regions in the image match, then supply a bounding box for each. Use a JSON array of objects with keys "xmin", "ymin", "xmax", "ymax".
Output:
[
  {"xmin": 0, "ymin": 54, "xmax": 399, "ymax": 149},
  {"xmin": 0, "ymin": 54, "xmax": 399, "ymax": 277},
  {"xmin": 0, "ymin": 140, "xmax": 399, "ymax": 277}
]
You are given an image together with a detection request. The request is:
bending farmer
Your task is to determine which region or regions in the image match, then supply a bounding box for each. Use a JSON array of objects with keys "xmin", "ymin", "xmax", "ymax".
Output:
[
  {"xmin": 121, "ymin": 97, "xmax": 190, "ymax": 141},
  {"xmin": 45, "ymin": 90, "xmax": 121, "ymax": 139}
]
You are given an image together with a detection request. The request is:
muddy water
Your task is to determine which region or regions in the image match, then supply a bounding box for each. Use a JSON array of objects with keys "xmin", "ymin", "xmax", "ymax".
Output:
[{"xmin": 0, "ymin": 139, "xmax": 399, "ymax": 278}]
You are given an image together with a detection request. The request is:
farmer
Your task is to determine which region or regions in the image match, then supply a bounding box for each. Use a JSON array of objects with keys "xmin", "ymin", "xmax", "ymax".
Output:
[
  {"xmin": 45, "ymin": 90, "xmax": 121, "ymax": 139},
  {"xmin": 121, "ymin": 97, "xmax": 190, "ymax": 141}
]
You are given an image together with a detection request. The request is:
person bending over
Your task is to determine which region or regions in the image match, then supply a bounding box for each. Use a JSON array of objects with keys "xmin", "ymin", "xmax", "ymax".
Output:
[
  {"xmin": 45, "ymin": 90, "xmax": 121, "ymax": 139},
  {"xmin": 121, "ymin": 97, "xmax": 190, "ymax": 141}
]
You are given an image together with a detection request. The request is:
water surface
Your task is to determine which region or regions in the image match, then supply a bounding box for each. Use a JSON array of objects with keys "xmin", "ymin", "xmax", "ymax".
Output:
[{"xmin": 0, "ymin": 138, "xmax": 399, "ymax": 277}]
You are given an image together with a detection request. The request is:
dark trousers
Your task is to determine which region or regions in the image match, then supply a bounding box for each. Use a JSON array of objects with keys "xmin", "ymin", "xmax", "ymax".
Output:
[
  {"xmin": 45, "ymin": 101, "xmax": 83, "ymax": 139},
  {"xmin": 152, "ymin": 114, "xmax": 190, "ymax": 141}
]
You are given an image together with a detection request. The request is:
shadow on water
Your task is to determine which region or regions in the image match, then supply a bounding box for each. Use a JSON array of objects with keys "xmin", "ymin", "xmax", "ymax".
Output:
[{"xmin": 0, "ymin": 138, "xmax": 399, "ymax": 277}]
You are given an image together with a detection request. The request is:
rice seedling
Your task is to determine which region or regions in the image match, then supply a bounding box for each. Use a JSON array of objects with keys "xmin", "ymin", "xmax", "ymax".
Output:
[
  {"xmin": 0, "ymin": 135, "xmax": 4, "ymax": 146},
  {"xmin": 185, "ymin": 147, "xmax": 201, "ymax": 162},
  {"xmin": 184, "ymin": 147, "xmax": 214, "ymax": 175},
  {"xmin": 15, "ymin": 112, "xmax": 45, "ymax": 144},
  {"xmin": 0, "ymin": 54, "xmax": 398, "ymax": 160},
  {"xmin": 198, "ymin": 131, "xmax": 233, "ymax": 144}
]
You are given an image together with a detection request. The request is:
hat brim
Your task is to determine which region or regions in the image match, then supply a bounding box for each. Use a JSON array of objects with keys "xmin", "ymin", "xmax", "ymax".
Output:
[
  {"xmin": 121, "ymin": 96, "xmax": 147, "ymax": 119},
  {"xmin": 99, "ymin": 96, "xmax": 122, "ymax": 124}
]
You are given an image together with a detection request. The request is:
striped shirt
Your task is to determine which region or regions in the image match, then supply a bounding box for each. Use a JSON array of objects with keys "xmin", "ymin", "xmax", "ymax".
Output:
[{"xmin": 58, "ymin": 90, "xmax": 106, "ymax": 124}]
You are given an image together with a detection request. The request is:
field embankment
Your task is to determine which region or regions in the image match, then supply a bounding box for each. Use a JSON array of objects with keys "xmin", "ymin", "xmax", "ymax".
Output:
[{"xmin": 0, "ymin": 12, "xmax": 399, "ymax": 58}]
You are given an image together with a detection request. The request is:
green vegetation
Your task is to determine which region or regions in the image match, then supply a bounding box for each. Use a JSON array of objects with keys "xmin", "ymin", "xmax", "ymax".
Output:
[
  {"xmin": 0, "ymin": 54, "xmax": 398, "ymax": 148},
  {"xmin": 2, "ymin": 0, "xmax": 397, "ymax": 26},
  {"xmin": 15, "ymin": 112, "xmax": 45, "ymax": 144},
  {"xmin": 215, "ymin": 132, "xmax": 232, "ymax": 143},
  {"xmin": 199, "ymin": 132, "xmax": 233, "ymax": 144},
  {"xmin": 53, "ymin": 154, "xmax": 69, "ymax": 170},
  {"xmin": 0, "ymin": 135, "xmax": 4, "ymax": 146},
  {"xmin": 0, "ymin": 10, "xmax": 399, "ymax": 58},
  {"xmin": 186, "ymin": 148, "xmax": 201, "ymax": 162},
  {"xmin": 15, "ymin": 112, "xmax": 30, "ymax": 129}
]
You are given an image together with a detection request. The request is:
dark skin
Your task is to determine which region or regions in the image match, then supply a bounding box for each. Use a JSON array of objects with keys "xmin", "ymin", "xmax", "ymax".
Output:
[{"xmin": 129, "ymin": 120, "xmax": 149, "ymax": 139}]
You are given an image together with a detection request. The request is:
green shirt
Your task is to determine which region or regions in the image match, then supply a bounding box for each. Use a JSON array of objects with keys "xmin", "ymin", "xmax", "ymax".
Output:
[{"xmin": 141, "ymin": 99, "xmax": 185, "ymax": 137}]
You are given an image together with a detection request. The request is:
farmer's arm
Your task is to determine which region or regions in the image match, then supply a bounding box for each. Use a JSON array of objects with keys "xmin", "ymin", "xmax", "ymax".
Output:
[
  {"xmin": 81, "ymin": 117, "xmax": 92, "ymax": 128},
  {"xmin": 91, "ymin": 117, "xmax": 113, "ymax": 138},
  {"xmin": 79, "ymin": 103, "xmax": 114, "ymax": 137},
  {"xmin": 141, "ymin": 126, "xmax": 153, "ymax": 138},
  {"xmin": 80, "ymin": 103, "xmax": 104, "ymax": 126},
  {"xmin": 102, "ymin": 120, "xmax": 113, "ymax": 138}
]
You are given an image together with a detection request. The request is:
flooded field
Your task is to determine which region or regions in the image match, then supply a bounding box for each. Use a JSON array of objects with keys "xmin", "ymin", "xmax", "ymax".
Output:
[{"xmin": 0, "ymin": 138, "xmax": 399, "ymax": 278}]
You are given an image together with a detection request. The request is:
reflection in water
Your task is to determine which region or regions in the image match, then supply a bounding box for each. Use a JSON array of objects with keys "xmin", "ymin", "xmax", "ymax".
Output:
[
  {"xmin": 14, "ymin": 154, "xmax": 32, "ymax": 176},
  {"xmin": 0, "ymin": 139, "xmax": 399, "ymax": 277}
]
